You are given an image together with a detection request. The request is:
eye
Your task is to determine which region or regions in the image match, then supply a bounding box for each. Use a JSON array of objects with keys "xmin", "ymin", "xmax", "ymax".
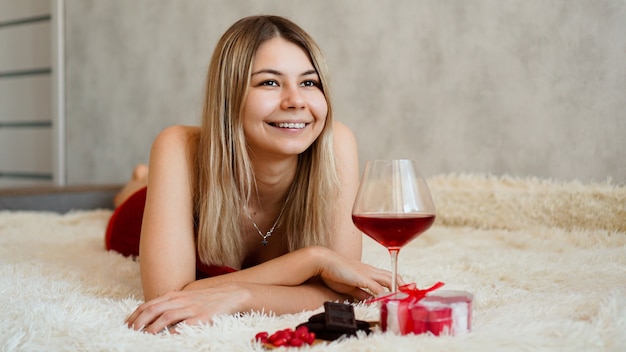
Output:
[
  {"xmin": 301, "ymin": 79, "xmax": 320, "ymax": 88},
  {"xmin": 259, "ymin": 80, "xmax": 279, "ymax": 87}
]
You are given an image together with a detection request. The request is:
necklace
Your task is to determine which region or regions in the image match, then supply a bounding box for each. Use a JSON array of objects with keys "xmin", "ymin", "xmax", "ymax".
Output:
[{"xmin": 245, "ymin": 196, "xmax": 289, "ymax": 246}]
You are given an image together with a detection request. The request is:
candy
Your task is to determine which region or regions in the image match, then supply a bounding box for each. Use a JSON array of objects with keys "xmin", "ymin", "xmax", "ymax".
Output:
[
  {"xmin": 255, "ymin": 326, "xmax": 316, "ymax": 348},
  {"xmin": 296, "ymin": 302, "xmax": 371, "ymax": 341},
  {"xmin": 323, "ymin": 302, "xmax": 357, "ymax": 333}
]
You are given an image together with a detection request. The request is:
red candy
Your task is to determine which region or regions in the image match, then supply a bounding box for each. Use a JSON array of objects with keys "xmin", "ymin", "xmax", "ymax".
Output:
[
  {"xmin": 255, "ymin": 331, "xmax": 269, "ymax": 343},
  {"xmin": 255, "ymin": 326, "xmax": 316, "ymax": 347},
  {"xmin": 295, "ymin": 326, "xmax": 315, "ymax": 344},
  {"xmin": 289, "ymin": 338, "xmax": 303, "ymax": 347}
]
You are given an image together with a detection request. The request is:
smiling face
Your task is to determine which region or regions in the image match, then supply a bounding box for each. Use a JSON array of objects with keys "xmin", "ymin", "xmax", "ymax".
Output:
[{"xmin": 242, "ymin": 37, "xmax": 328, "ymax": 160}]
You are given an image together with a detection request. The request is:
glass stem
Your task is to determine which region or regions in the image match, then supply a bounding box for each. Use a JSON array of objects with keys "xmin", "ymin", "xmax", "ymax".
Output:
[{"xmin": 389, "ymin": 248, "xmax": 400, "ymax": 292}]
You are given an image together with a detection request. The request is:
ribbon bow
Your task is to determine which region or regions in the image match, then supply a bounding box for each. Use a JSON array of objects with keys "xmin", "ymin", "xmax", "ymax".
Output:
[{"xmin": 369, "ymin": 282, "xmax": 445, "ymax": 304}]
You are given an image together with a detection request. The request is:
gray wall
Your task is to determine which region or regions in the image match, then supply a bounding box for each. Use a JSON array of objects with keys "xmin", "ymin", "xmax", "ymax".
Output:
[{"xmin": 65, "ymin": 0, "xmax": 626, "ymax": 185}]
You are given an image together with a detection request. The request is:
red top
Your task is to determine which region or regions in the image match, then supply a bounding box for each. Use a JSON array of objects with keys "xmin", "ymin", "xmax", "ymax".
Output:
[{"xmin": 105, "ymin": 186, "xmax": 237, "ymax": 279}]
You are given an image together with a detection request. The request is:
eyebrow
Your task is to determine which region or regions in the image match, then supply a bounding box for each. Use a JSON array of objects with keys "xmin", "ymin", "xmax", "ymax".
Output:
[{"xmin": 251, "ymin": 69, "xmax": 318, "ymax": 77}]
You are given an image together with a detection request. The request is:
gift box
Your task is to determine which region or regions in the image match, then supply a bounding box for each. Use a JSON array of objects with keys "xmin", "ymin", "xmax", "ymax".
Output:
[{"xmin": 377, "ymin": 283, "xmax": 472, "ymax": 336}]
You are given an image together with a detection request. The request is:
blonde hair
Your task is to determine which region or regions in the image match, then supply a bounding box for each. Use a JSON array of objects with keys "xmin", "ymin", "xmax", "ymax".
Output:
[{"xmin": 195, "ymin": 15, "xmax": 339, "ymax": 268}]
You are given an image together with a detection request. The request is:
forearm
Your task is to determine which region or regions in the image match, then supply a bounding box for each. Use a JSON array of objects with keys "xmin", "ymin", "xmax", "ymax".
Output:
[
  {"xmin": 183, "ymin": 246, "xmax": 327, "ymax": 291},
  {"xmin": 127, "ymin": 247, "xmax": 391, "ymax": 333},
  {"xmin": 236, "ymin": 280, "xmax": 349, "ymax": 315},
  {"xmin": 126, "ymin": 279, "xmax": 349, "ymax": 334}
]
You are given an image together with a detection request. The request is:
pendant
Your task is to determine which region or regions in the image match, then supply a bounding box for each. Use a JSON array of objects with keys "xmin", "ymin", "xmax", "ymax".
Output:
[{"xmin": 262, "ymin": 231, "xmax": 271, "ymax": 246}]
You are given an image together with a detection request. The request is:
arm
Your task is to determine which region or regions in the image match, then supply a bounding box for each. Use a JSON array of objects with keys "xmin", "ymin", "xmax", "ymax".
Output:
[
  {"xmin": 128, "ymin": 245, "xmax": 393, "ymax": 333},
  {"xmin": 139, "ymin": 126, "xmax": 199, "ymax": 300},
  {"xmin": 327, "ymin": 121, "xmax": 362, "ymax": 260},
  {"xmin": 183, "ymin": 246, "xmax": 392, "ymax": 296}
]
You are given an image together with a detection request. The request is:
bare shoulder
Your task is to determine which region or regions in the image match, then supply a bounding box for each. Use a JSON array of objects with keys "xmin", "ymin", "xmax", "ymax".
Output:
[
  {"xmin": 331, "ymin": 120, "xmax": 360, "ymax": 186},
  {"xmin": 149, "ymin": 125, "xmax": 201, "ymax": 184},
  {"xmin": 332, "ymin": 121, "xmax": 356, "ymax": 142},
  {"xmin": 153, "ymin": 125, "xmax": 200, "ymax": 152},
  {"xmin": 332, "ymin": 121, "xmax": 358, "ymax": 161}
]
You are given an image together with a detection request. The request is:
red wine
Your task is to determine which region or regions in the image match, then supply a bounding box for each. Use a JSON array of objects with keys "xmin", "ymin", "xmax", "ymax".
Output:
[{"xmin": 352, "ymin": 213, "xmax": 435, "ymax": 250}]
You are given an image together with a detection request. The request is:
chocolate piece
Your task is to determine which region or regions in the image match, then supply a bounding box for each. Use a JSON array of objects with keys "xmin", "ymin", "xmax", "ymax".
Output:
[
  {"xmin": 296, "ymin": 302, "xmax": 371, "ymax": 341},
  {"xmin": 323, "ymin": 302, "xmax": 357, "ymax": 333}
]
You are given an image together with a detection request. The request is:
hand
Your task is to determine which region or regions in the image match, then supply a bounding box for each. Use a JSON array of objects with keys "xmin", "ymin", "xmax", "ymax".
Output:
[
  {"xmin": 313, "ymin": 247, "xmax": 403, "ymax": 300},
  {"xmin": 125, "ymin": 283, "xmax": 249, "ymax": 334}
]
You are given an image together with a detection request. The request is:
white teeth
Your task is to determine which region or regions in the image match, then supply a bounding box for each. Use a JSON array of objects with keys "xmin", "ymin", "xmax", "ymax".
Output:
[{"xmin": 277, "ymin": 122, "xmax": 306, "ymax": 129}]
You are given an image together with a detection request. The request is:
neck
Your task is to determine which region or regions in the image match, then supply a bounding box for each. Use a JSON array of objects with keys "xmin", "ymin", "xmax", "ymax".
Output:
[{"xmin": 250, "ymin": 155, "xmax": 298, "ymax": 207}]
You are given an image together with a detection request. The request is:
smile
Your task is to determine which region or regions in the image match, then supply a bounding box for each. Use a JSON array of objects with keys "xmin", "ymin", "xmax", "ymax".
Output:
[{"xmin": 271, "ymin": 122, "xmax": 307, "ymax": 129}]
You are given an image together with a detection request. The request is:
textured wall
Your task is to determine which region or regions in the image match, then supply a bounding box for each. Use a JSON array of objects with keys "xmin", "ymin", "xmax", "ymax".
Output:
[{"xmin": 65, "ymin": 0, "xmax": 626, "ymax": 184}]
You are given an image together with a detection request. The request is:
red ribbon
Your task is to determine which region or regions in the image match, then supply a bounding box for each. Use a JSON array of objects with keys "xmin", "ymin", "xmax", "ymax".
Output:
[{"xmin": 369, "ymin": 282, "xmax": 445, "ymax": 304}]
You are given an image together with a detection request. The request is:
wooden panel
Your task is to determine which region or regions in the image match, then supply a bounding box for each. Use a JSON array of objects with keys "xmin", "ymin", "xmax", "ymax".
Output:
[
  {"xmin": 0, "ymin": 75, "xmax": 51, "ymax": 122},
  {"xmin": 0, "ymin": 128, "xmax": 52, "ymax": 173},
  {"xmin": 0, "ymin": 21, "xmax": 51, "ymax": 72},
  {"xmin": 0, "ymin": 0, "xmax": 51, "ymax": 23}
]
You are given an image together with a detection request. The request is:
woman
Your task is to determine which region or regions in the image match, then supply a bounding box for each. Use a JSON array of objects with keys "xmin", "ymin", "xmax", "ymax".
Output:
[{"xmin": 106, "ymin": 15, "xmax": 395, "ymax": 334}]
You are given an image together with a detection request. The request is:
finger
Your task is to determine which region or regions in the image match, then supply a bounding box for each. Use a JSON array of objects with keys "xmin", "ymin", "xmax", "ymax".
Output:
[
  {"xmin": 360, "ymin": 265, "xmax": 395, "ymax": 290},
  {"xmin": 126, "ymin": 294, "xmax": 173, "ymax": 329},
  {"xmin": 367, "ymin": 270, "xmax": 396, "ymax": 294},
  {"xmin": 363, "ymin": 279, "xmax": 387, "ymax": 296},
  {"xmin": 126, "ymin": 304, "xmax": 152, "ymax": 330},
  {"xmin": 129, "ymin": 297, "xmax": 187, "ymax": 332},
  {"xmin": 127, "ymin": 302, "xmax": 162, "ymax": 330},
  {"xmin": 127, "ymin": 304, "xmax": 165, "ymax": 332},
  {"xmin": 348, "ymin": 287, "xmax": 373, "ymax": 301},
  {"xmin": 126, "ymin": 303, "xmax": 146, "ymax": 327},
  {"xmin": 144, "ymin": 307, "xmax": 193, "ymax": 334}
]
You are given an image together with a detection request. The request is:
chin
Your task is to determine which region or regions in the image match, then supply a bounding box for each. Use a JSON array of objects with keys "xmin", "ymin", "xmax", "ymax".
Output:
[{"xmin": 279, "ymin": 143, "xmax": 313, "ymax": 156}]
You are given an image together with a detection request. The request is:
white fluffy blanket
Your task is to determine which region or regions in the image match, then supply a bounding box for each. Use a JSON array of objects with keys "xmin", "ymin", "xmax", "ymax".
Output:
[{"xmin": 1, "ymin": 175, "xmax": 625, "ymax": 351}]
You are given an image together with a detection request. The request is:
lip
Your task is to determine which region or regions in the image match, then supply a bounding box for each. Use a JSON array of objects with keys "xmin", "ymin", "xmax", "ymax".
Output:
[{"xmin": 267, "ymin": 121, "xmax": 310, "ymax": 130}]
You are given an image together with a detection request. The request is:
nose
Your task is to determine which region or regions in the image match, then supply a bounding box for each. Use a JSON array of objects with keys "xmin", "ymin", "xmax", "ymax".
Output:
[{"xmin": 280, "ymin": 85, "xmax": 305, "ymax": 110}]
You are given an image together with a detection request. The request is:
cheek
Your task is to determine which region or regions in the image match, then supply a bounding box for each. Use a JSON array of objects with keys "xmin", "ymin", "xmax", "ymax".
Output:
[
  {"xmin": 310, "ymin": 94, "xmax": 329, "ymax": 122},
  {"xmin": 242, "ymin": 93, "xmax": 270, "ymax": 121}
]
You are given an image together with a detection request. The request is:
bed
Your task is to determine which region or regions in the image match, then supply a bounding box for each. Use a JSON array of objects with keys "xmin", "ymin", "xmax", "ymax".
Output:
[{"xmin": 1, "ymin": 174, "xmax": 624, "ymax": 351}]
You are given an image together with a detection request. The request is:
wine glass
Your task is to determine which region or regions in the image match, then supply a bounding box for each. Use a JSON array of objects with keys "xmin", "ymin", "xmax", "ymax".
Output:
[{"xmin": 352, "ymin": 159, "xmax": 436, "ymax": 292}]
